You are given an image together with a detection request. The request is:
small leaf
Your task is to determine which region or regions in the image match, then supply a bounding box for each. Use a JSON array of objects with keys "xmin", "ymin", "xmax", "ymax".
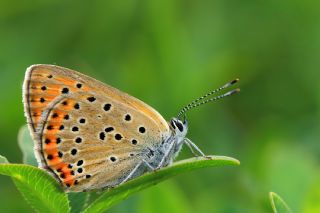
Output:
[
  {"xmin": 269, "ymin": 192, "xmax": 292, "ymax": 213},
  {"xmin": 83, "ymin": 155, "xmax": 240, "ymax": 213},
  {"xmin": 0, "ymin": 155, "xmax": 9, "ymax": 163},
  {"xmin": 0, "ymin": 164, "xmax": 70, "ymax": 213},
  {"xmin": 18, "ymin": 125, "xmax": 37, "ymax": 166}
]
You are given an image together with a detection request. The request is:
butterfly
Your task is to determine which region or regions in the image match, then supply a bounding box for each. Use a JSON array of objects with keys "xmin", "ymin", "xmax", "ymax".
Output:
[{"xmin": 22, "ymin": 64, "xmax": 239, "ymax": 192}]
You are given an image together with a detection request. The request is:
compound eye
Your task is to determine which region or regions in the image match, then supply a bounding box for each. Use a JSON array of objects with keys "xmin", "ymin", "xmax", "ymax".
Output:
[
  {"xmin": 170, "ymin": 120, "xmax": 176, "ymax": 129},
  {"xmin": 175, "ymin": 121, "xmax": 184, "ymax": 132}
]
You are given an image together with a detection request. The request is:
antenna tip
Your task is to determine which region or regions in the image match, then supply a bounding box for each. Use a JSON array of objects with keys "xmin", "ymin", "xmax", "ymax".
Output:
[
  {"xmin": 232, "ymin": 88, "xmax": 241, "ymax": 94},
  {"xmin": 224, "ymin": 88, "xmax": 240, "ymax": 96},
  {"xmin": 231, "ymin": 78, "xmax": 240, "ymax": 85}
]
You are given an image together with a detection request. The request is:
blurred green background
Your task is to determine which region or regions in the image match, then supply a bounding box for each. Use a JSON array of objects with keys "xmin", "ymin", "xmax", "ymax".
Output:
[{"xmin": 1, "ymin": 0, "xmax": 319, "ymax": 212}]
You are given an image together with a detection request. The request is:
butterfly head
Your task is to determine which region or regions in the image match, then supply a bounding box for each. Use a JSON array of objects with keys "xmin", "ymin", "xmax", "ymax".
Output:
[{"xmin": 170, "ymin": 117, "xmax": 188, "ymax": 138}]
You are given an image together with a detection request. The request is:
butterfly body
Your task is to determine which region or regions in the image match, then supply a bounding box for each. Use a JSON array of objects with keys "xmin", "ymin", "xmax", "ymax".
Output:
[{"xmin": 23, "ymin": 64, "xmax": 190, "ymax": 192}]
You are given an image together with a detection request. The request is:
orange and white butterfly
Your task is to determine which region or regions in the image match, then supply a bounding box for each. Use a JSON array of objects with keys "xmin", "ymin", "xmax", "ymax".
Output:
[{"xmin": 23, "ymin": 64, "xmax": 239, "ymax": 192}]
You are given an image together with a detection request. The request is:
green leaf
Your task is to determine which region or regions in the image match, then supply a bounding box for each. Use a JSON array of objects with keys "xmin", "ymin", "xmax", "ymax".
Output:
[
  {"xmin": 0, "ymin": 164, "xmax": 70, "ymax": 213},
  {"xmin": 0, "ymin": 155, "xmax": 9, "ymax": 163},
  {"xmin": 83, "ymin": 155, "xmax": 240, "ymax": 213},
  {"xmin": 18, "ymin": 125, "xmax": 37, "ymax": 166},
  {"xmin": 269, "ymin": 192, "xmax": 292, "ymax": 213},
  {"xmin": 68, "ymin": 192, "xmax": 90, "ymax": 213}
]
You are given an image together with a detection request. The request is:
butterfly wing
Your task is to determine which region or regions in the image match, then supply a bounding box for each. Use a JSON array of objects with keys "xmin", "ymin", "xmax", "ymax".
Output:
[{"xmin": 23, "ymin": 64, "xmax": 171, "ymax": 191}]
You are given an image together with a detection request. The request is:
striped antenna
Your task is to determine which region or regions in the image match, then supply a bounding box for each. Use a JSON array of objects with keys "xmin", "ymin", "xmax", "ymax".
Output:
[{"xmin": 177, "ymin": 79, "xmax": 240, "ymax": 118}]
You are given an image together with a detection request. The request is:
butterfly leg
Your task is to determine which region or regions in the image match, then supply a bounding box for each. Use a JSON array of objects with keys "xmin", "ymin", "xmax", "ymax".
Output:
[
  {"xmin": 142, "ymin": 159, "xmax": 156, "ymax": 170},
  {"xmin": 120, "ymin": 159, "xmax": 158, "ymax": 185},
  {"xmin": 184, "ymin": 138, "xmax": 206, "ymax": 157},
  {"xmin": 184, "ymin": 139, "xmax": 200, "ymax": 156},
  {"xmin": 120, "ymin": 162, "xmax": 143, "ymax": 184}
]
